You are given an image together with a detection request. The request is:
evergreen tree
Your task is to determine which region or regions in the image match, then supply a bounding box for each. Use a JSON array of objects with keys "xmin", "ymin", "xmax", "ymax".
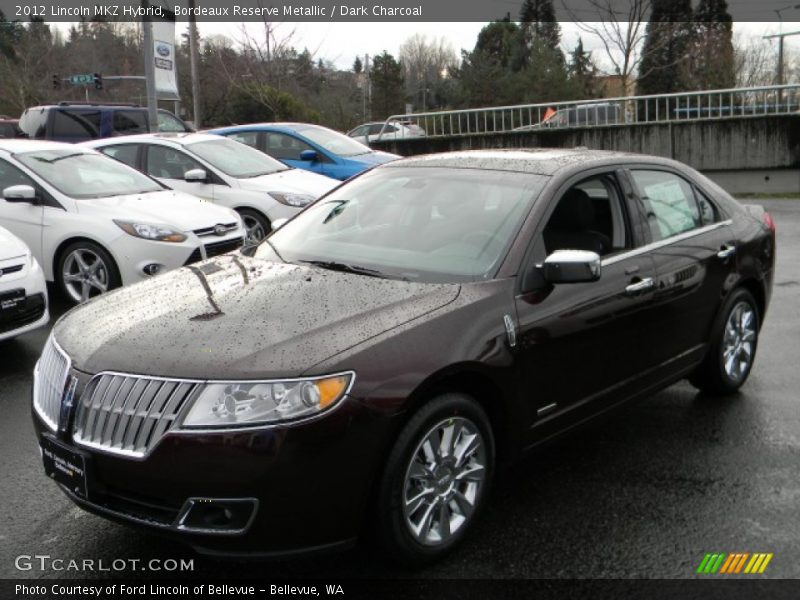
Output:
[
  {"xmin": 690, "ymin": 0, "xmax": 734, "ymax": 90},
  {"xmin": 352, "ymin": 56, "xmax": 362, "ymax": 74},
  {"xmin": 637, "ymin": 0, "xmax": 694, "ymax": 95},
  {"xmin": 519, "ymin": 0, "xmax": 560, "ymax": 50},
  {"xmin": 370, "ymin": 51, "xmax": 405, "ymax": 119},
  {"xmin": 568, "ymin": 37, "xmax": 598, "ymax": 99}
]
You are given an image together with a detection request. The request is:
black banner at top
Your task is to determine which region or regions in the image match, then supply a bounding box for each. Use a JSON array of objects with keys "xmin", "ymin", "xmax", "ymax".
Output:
[{"xmin": 0, "ymin": 0, "xmax": 796, "ymax": 22}]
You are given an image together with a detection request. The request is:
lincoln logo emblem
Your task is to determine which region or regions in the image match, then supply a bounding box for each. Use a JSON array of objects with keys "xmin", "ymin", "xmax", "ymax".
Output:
[{"xmin": 59, "ymin": 376, "xmax": 79, "ymax": 433}]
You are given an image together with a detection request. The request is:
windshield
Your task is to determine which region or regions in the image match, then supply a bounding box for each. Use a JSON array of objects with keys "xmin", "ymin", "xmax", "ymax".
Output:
[
  {"xmin": 296, "ymin": 125, "xmax": 372, "ymax": 157},
  {"xmin": 188, "ymin": 138, "xmax": 288, "ymax": 178},
  {"xmin": 16, "ymin": 149, "xmax": 163, "ymax": 199},
  {"xmin": 259, "ymin": 167, "xmax": 547, "ymax": 283}
]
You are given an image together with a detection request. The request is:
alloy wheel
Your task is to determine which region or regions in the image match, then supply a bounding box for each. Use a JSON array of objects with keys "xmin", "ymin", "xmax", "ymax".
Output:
[
  {"xmin": 242, "ymin": 214, "xmax": 267, "ymax": 246},
  {"xmin": 62, "ymin": 248, "xmax": 110, "ymax": 303},
  {"xmin": 722, "ymin": 300, "xmax": 757, "ymax": 383},
  {"xmin": 402, "ymin": 417, "xmax": 487, "ymax": 546}
]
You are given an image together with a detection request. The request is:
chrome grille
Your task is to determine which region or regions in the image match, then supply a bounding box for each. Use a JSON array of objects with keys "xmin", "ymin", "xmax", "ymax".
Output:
[
  {"xmin": 73, "ymin": 374, "xmax": 200, "ymax": 458},
  {"xmin": 33, "ymin": 335, "xmax": 71, "ymax": 432},
  {"xmin": 193, "ymin": 222, "xmax": 238, "ymax": 237}
]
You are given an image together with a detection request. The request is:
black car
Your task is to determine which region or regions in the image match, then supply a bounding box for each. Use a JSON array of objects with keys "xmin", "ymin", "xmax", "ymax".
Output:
[
  {"xmin": 18, "ymin": 103, "xmax": 191, "ymax": 142},
  {"xmin": 31, "ymin": 149, "xmax": 775, "ymax": 564}
]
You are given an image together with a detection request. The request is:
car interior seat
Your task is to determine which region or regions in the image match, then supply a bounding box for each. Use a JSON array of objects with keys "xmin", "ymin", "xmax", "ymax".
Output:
[{"xmin": 543, "ymin": 188, "xmax": 612, "ymax": 255}]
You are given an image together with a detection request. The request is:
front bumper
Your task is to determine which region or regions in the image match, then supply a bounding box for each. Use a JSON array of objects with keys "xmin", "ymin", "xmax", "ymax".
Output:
[
  {"xmin": 32, "ymin": 382, "xmax": 399, "ymax": 556},
  {"xmin": 0, "ymin": 257, "xmax": 49, "ymax": 342}
]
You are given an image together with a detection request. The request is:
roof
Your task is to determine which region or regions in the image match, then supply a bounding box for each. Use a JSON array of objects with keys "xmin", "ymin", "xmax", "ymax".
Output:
[
  {"xmin": 84, "ymin": 132, "xmax": 220, "ymax": 147},
  {"xmin": 0, "ymin": 139, "xmax": 90, "ymax": 154},
  {"xmin": 384, "ymin": 148, "xmax": 650, "ymax": 176},
  {"xmin": 211, "ymin": 122, "xmax": 326, "ymax": 133}
]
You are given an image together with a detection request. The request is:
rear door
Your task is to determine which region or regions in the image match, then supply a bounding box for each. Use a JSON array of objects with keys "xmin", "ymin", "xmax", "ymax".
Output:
[{"xmin": 627, "ymin": 168, "xmax": 737, "ymax": 371}]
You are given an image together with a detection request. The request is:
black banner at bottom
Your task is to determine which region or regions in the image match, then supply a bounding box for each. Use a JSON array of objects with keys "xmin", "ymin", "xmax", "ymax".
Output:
[{"xmin": 4, "ymin": 579, "xmax": 800, "ymax": 600}]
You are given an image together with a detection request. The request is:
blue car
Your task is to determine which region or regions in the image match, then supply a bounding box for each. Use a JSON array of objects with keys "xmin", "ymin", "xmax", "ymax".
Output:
[{"xmin": 208, "ymin": 122, "xmax": 400, "ymax": 181}]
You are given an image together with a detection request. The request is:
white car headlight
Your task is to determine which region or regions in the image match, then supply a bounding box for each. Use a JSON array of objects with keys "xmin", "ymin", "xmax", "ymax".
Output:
[
  {"xmin": 268, "ymin": 191, "xmax": 314, "ymax": 208},
  {"xmin": 114, "ymin": 220, "xmax": 187, "ymax": 243},
  {"xmin": 179, "ymin": 372, "xmax": 353, "ymax": 428}
]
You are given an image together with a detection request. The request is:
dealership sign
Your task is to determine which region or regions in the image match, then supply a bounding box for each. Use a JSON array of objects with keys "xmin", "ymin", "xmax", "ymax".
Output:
[{"xmin": 151, "ymin": 19, "xmax": 179, "ymax": 100}]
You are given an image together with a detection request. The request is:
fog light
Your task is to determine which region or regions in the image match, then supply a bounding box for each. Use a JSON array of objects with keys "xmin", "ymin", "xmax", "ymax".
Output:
[{"xmin": 142, "ymin": 263, "xmax": 164, "ymax": 276}]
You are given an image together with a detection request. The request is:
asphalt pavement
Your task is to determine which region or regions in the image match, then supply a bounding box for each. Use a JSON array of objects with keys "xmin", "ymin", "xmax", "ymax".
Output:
[{"xmin": 1, "ymin": 199, "xmax": 799, "ymax": 580}]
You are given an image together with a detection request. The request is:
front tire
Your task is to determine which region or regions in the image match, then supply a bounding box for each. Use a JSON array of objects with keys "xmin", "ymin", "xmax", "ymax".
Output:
[
  {"xmin": 56, "ymin": 241, "xmax": 121, "ymax": 304},
  {"xmin": 690, "ymin": 288, "xmax": 760, "ymax": 395},
  {"xmin": 237, "ymin": 208, "xmax": 270, "ymax": 246},
  {"xmin": 375, "ymin": 393, "xmax": 494, "ymax": 565}
]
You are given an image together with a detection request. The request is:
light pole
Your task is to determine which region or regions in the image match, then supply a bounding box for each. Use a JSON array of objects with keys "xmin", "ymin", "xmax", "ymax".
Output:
[{"xmin": 773, "ymin": 4, "xmax": 800, "ymax": 86}]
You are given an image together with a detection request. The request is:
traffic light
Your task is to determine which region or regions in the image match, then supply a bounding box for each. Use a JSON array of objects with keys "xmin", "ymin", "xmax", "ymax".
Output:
[
  {"xmin": 52, "ymin": 75, "xmax": 60, "ymax": 89},
  {"xmin": 93, "ymin": 73, "xmax": 103, "ymax": 90}
]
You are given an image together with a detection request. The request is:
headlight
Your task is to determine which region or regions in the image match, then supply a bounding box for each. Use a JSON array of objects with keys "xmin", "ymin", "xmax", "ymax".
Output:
[
  {"xmin": 114, "ymin": 220, "xmax": 187, "ymax": 243},
  {"xmin": 268, "ymin": 191, "xmax": 314, "ymax": 208},
  {"xmin": 179, "ymin": 372, "xmax": 353, "ymax": 428}
]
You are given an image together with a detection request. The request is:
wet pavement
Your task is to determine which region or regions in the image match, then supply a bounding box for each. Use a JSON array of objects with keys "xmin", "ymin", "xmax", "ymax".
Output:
[{"xmin": 1, "ymin": 199, "xmax": 799, "ymax": 580}]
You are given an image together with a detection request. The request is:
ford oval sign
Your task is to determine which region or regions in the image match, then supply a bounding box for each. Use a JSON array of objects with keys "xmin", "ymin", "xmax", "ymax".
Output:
[{"xmin": 156, "ymin": 43, "xmax": 170, "ymax": 57}]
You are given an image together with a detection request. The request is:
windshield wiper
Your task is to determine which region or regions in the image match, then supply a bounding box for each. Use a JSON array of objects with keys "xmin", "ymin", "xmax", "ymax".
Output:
[
  {"xmin": 32, "ymin": 152, "xmax": 85, "ymax": 164},
  {"xmin": 300, "ymin": 260, "xmax": 385, "ymax": 278}
]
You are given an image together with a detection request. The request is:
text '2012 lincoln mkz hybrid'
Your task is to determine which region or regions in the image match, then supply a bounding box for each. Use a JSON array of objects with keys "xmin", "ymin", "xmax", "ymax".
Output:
[{"xmin": 32, "ymin": 149, "xmax": 775, "ymax": 564}]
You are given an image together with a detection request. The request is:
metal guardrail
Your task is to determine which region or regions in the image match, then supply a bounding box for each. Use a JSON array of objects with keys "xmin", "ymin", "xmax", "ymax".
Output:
[{"xmin": 375, "ymin": 84, "xmax": 800, "ymax": 141}]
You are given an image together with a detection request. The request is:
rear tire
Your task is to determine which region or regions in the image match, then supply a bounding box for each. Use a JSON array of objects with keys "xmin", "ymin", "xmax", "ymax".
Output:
[
  {"xmin": 374, "ymin": 393, "xmax": 494, "ymax": 565},
  {"xmin": 690, "ymin": 288, "xmax": 759, "ymax": 395}
]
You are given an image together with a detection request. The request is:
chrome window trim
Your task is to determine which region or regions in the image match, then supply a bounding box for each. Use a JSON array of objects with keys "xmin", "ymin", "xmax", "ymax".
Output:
[{"xmin": 601, "ymin": 219, "xmax": 732, "ymax": 267}]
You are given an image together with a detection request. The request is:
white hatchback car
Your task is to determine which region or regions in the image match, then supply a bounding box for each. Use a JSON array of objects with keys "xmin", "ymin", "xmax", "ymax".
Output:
[
  {"xmin": 85, "ymin": 133, "xmax": 339, "ymax": 244},
  {"xmin": 0, "ymin": 224, "xmax": 48, "ymax": 341},
  {"xmin": 0, "ymin": 140, "xmax": 246, "ymax": 304}
]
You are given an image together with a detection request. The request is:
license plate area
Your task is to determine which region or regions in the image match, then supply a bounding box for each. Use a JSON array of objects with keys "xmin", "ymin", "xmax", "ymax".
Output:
[
  {"xmin": 0, "ymin": 288, "xmax": 25, "ymax": 313},
  {"xmin": 41, "ymin": 435, "xmax": 89, "ymax": 498}
]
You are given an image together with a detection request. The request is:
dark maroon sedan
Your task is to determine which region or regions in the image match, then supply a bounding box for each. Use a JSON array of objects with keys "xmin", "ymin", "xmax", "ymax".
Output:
[{"xmin": 32, "ymin": 149, "xmax": 775, "ymax": 564}]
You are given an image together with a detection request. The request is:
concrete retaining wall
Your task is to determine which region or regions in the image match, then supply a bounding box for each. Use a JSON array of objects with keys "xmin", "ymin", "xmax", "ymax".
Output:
[{"xmin": 372, "ymin": 115, "xmax": 800, "ymax": 194}]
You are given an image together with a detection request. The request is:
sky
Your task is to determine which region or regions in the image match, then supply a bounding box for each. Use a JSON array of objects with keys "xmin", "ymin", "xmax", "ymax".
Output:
[{"xmin": 187, "ymin": 20, "xmax": 800, "ymax": 74}]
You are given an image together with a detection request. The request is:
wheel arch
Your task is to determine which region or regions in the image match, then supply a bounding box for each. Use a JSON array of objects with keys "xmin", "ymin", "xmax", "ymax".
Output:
[{"xmin": 52, "ymin": 236, "xmax": 121, "ymax": 283}]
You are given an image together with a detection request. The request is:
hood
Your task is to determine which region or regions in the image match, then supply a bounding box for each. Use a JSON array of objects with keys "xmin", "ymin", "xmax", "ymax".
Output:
[
  {"xmin": 76, "ymin": 190, "xmax": 240, "ymax": 232},
  {"xmin": 349, "ymin": 150, "xmax": 401, "ymax": 166},
  {"xmin": 239, "ymin": 168, "xmax": 338, "ymax": 198},
  {"xmin": 54, "ymin": 255, "xmax": 459, "ymax": 380},
  {"xmin": 0, "ymin": 225, "xmax": 29, "ymax": 261}
]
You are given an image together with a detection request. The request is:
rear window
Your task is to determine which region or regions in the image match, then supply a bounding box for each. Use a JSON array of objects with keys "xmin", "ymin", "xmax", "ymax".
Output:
[
  {"xmin": 52, "ymin": 110, "xmax": 101, "ymax": 139},
  {"xmin": 113, "ymin": 111, "xmax": 148, "ymax": 136}
]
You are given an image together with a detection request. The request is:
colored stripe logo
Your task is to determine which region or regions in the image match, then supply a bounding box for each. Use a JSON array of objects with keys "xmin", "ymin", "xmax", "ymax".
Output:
[{"xmin": 696, "ymin": 553, "xmax": 773, "ymax": 574}]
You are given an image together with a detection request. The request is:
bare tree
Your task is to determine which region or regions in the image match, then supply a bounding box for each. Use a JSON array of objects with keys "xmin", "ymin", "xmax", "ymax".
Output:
[
  {"xmin": 734, "ymin": 33, "xmax": 779, "ymax": 88},
  {"xmin": 398, "ymin": 33, "xmax": 457, "ymax": 110},
  {"xmin": 561, "ymin": 0, "xmax": 650, "ymax": 95}
]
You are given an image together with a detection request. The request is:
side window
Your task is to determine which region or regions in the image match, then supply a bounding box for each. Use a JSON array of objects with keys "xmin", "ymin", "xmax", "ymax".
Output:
[
  {"xmin": 101, "ymin": 145, "xmax": 140, "ymax": 169},
  {"xmin": 694, "ymin": 188, "xmax": 719, "ymax": 226},
  {"xmin": 113, "ymin": 111, "xmax": 148, "ymax": 135},
  {"xmin": 350, "ymin": 126, "xmax": 366, "ymax": 137},
  {"xmin": 542, "ymin": 174, "xmax": 630, "ymax": 257},
  {"xmin": 0, "ymin": 158, "xmax": 36, "ymax": 191},
  {"xmin": 227, "ymin": 131, "xmax": 259, "ymax": 149},
  {"xmin": 145, "ymin": 145, "xmax": 203, "ymax": 179},
  {"xmin": 157, "ymin": 111, "xmax": 188, "ymax": 132},
  {"xmin": 52, "ymin": 110, "xmax": 101, "ymax": 139},
  {"xmin": 630, "ymin": 170, "xmax": 701, "ymax": 241},
  {"xmin": 264, "ymin": 132, "xmax": 314, "ymax": 161}
]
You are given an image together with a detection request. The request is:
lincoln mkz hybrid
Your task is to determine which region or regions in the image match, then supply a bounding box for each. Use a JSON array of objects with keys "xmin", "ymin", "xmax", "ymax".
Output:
[{"xmin": 32, "ymin": 149, "xmax": 775, "ymax": 563}]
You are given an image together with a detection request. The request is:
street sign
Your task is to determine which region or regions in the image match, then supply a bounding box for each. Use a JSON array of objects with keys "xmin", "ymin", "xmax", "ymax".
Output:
[{"xmin": 68, "ymin": 74, "xmax": 94, "ymax": 86}]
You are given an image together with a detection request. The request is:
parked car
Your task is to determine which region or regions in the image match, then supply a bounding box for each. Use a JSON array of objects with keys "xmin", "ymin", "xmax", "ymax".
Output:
[
  {"xmin": 0, "ymin": 224, "xmax": 48, "ymax": 341},
  {"xmin": 31, "ymin": 149, "xmax": 774, "ymax": 564},
  {"xmin": 515, "ymin": 102, "xmax": 624, "ymax": 131},
  {"xmin": 18, "ymin": 103, "xmax": 192, "ymax": 142},
  {"xmin": 0, "ymin": 116, "xmax": 23, "ymax": 139},
  {"xmin": 209, "ymin": 122, "xmax": 400, "ymax": 181},
  {"xmin": 0, "ymin": 139, "xmax": 245, "ymax": 304},
  {"xmin": 85, "ymin": 133, "xmax": 339, "ymax": 244},
  {"xmin": 347, "ymin": 120, "xmax": 426, "ymax": 144}
]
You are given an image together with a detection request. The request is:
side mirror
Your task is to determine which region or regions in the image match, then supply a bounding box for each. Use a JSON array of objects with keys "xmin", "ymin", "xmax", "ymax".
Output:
[
  {"xmin": 299, "ymin": 150, "xmax": 317, "ymax": 162},
  {"xmin": 271, "ymin": 218, "xmax": 289, "ymax": 230},
  {"xmin": 542, "ymin": 249, "xmax": 601, "ymax": 284},
  {"xmin": 184, "ymin": 168, "xmax": 208, "ymax": 182},
  {"xmin": 3, "ymin": 185, "xmax": 37, "ymax": 203}
]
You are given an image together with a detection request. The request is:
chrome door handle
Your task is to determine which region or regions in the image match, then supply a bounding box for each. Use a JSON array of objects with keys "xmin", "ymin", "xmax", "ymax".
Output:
[
  {"xmin": 625, "ymin": 277, "xmax": 655, "ymax": 295},
  {"xmin": 717, "ymin": 244, "xmax": 736, "ymax": 260}
]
